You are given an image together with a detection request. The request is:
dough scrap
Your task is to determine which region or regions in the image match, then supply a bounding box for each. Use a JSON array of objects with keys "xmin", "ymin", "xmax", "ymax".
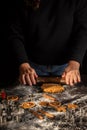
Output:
[
  {"xmin": 67, "ymin": 104, "xmax": 79, "ymax": 109},
  {"xmin": 20, "ymin": 102, "xmax": 35, "ymax": 109},
  {"xmin": 7, "ymin": 95, "xmax": 19, "ymax": 101}
]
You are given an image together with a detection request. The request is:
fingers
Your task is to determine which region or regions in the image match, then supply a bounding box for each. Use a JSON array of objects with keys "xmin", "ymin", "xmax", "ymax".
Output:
[
  {"xmin": 19, "ymin": 74, "xmax": 26, "ymax": 85},
  {"xmin": 28, "ymin": 72, "xmax": 37, "ymax": 85},
  {"xmin": 62, "ymin": 72, "xmax": 65, "ymax": 78},
  {"xmin": 62, "ymin": 70, "xmax": 81, "ymax": 86},
  {"xmin": 19, "ymin": 67, "xmax": 38, "ymax": 86},
  {"xmin": 77, "ymin": 74, "xmax": 81, "ymax": 82},
  {"xmin": 62, "ymin": 61, "xmax": 81, "ymax": 86},
  {"xmin": 25, "ymin": 73, "xmax": 33, "ymax": 86}
]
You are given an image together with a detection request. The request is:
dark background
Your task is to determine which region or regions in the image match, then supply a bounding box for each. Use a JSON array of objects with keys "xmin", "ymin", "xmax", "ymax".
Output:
[
  {"xmin": 0, "ymin": 1, "xmax": 87, "ymax": 86},
  {"xmin": 0, "ymin": 1, "xmax": 18, "ymax": 86}
]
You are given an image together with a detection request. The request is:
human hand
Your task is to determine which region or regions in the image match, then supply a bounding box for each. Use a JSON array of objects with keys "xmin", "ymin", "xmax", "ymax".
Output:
[
  {"xmin": 62, "ymin": 60, "xmax": 81, "ymax": 86},
  {"xmin": 19, "ymin": 63, "xmax": 38, "ymax": 86}
]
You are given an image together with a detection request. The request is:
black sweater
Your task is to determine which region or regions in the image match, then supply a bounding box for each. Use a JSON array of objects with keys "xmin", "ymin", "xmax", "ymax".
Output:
[{"xmin": 8, "ymin": 0, "xmax": 87, "ymax": 66}]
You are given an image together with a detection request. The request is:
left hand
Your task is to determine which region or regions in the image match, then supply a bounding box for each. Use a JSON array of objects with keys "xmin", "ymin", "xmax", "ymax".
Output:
[{"xmin": 62, "ymin": 60, "xmax": 81, "ymax": 86}]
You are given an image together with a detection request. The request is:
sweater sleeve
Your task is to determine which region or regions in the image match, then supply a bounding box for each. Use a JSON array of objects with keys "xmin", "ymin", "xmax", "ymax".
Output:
[
  {"xmin": 8, "ymin": 2, "xmax": 29, "ymax": 66},
  {"xmin": 70, "ymin": 0, "xmax": 87, "ymax": 64}
]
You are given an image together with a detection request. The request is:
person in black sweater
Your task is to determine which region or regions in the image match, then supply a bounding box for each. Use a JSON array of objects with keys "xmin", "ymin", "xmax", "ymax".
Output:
[{"xmin": 8, "ymin": 0, "xmax": 87, "ymax": 86}]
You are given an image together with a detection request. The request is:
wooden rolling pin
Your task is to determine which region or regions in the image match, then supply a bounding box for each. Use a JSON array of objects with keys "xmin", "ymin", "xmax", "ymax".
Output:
[{"xmin": 36, "ymin": 76, "xmax": 65, "ymax": 84}]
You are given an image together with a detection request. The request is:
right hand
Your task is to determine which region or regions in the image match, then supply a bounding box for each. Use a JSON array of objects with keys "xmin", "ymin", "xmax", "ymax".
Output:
[
  {"xmin": 62, "ymin": 60, "xmax": 81, "ymax": 86},
  {"xmin": 19, "ymin": 63, "xmax": 38, "ymax": 86}
]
